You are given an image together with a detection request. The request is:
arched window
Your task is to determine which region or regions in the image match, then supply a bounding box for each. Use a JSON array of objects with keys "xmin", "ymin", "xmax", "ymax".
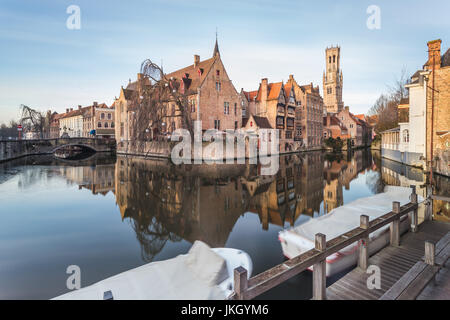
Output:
[
  {"xmin": 403, "ymin": 129, "xmax": 409, "ymax": 143},
  {"xmin": 104, "ymin": 122, "xmax": 108, "ymax": 128}
]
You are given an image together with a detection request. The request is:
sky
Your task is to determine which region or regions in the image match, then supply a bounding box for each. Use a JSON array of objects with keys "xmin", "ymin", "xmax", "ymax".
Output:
[{"xmin": 1, "ymin": 0, "xmax": 449, "ymax": 123}]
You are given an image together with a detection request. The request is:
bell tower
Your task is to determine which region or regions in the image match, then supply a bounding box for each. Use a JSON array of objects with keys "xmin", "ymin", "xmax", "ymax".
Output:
[{"xmin": 323, "ymin": 46, "xmax": 344, "ymax": 114}]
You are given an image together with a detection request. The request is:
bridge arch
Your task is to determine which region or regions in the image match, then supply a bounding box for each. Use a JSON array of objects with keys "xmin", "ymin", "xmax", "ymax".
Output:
[{"xmin": 51, "ymin": 143, "xmax": 97, "ymax": 154}]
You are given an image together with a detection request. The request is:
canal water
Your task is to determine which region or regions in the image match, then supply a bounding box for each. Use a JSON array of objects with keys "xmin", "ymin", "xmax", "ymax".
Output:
[{"xmin": 0, "ymin": 150, "xmax": 447, "ymax": 299}]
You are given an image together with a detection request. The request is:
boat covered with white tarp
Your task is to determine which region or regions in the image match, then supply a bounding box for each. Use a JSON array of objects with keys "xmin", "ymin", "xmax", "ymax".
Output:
[
  {"xmin": 54, "ymin": 241, "xmax": 252, "ymax": 300},
  {"xmin": 278, "ymin": 186, "xmax": 422, "ymax": 277}
]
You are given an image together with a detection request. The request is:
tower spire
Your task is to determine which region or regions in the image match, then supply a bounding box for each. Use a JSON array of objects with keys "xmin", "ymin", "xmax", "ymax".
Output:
[{"xmin": 213, "ymin": 28, "xmax": 220, "ymax": 57}]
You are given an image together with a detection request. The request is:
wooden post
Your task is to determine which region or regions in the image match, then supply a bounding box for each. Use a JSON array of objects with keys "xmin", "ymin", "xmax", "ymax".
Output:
[
  {"xmin": 410, "ymin": 185, "xmax": 418, "ymax": 232},
  {"xmin": 313, "ymin": 233, "xmax": 327, "ymax": 300},
  {"xmin": 390, "ymin": 201, "xmax": 400, "ymax": 247},
  {"xmin": 358, "ymin": 215, "xmax": 370, "ymax": 271},
  {"xmin": 233, "ymin": 267, "xmax": 248, "ymax": 300},
  {"xmin": 425, "ymin": 185, "xmax": 433, "ymax": 221},
  {"xmin": 424, "ymin": 241, "xmax": 435, "ymax": 266}
]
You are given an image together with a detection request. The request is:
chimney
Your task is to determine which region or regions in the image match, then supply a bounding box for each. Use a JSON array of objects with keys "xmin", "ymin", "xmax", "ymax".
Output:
[
  {"xmin": 137, "ymin": 73, "xmax": 143, "ymax": 81},
  {"xmin": 425, "ymin": 39, "xmax": 442, "ymax": 70},
  {"xmin": 70, "ymin": 108, "xmax": 73, "ymax": 112},
  {"xmin": 194, "ymin": 55, "xmax": 200, "ymax": 67},
  {"xmin": 93, "ymin": 101, "xmax": 98, "ymax": 107},
  {"xmin": 289, "ymin": 74, "xmax": 294, "ymax": 82},
  {"xmin": 261, "ymin": 78, "xmax": 268, "ymax": 101},
  {"xmin": 66, "ymin": 108, "xmax": 69, "ymax": 113},
  {"xmin": 345, "ymin": 106, "xmax": 349, "ymax": 112},
  {"xmin": 78, "ymin": 105, "xmax": 82, "ymax": 110}
]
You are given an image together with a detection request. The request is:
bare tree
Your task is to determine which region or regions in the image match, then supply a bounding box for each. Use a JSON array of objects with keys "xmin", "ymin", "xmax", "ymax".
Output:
[
  {"xmin": 19, "ymin": 105, "xmax": 47, "ymax": 139},
  {"xmin": 368, "ymin": 68, "xmax": 410, "ymax": 133},
  {"xmin": 387, "ymin": 67, "xmax": 410, "ymax": 105},
  {"xmin": 127, "ymin": 59, "xmax": 194, "ymax": 154}
]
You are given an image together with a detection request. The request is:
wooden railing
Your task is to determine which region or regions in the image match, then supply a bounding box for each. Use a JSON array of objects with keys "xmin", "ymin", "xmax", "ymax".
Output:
[{"xmin": 230, "ymin": 186, "xmax": 425, "ymax": 300}]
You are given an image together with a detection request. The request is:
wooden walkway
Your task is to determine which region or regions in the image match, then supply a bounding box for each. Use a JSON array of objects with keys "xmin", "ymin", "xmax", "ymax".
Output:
[{"xmin": 327, "ymin": 220, "xmax": 450, "ymax": 300}]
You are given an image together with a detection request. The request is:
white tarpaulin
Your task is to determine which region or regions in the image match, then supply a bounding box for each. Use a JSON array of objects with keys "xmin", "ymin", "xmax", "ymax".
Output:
[{"xmin": 55, "ymin": 241, "xmax": 229, "ymax": 300}]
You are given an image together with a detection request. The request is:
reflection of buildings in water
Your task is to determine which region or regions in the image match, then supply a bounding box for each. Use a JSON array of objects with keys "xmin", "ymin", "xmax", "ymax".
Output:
[
  {"xmin": 55, "ymin": 164, "xmax": 115, "ymax": 195},
  {"xmin": 433, "ymin": 175, "xmax": 450, "ymax": 223},
  {"xmin": 323, "ymin": 159, "xmax": 346, "ymax": 214},
  {"xmin": 298, "ymin": 152, "xmax": 324, "ymax": 217},
  {"xmin": 381, "ymin": 158, "xmax": 426, "ymax": 198},
  {"xmin": 244, "ymin": 155, "xmax": 303, "ymax": 229},
  {"xmin": 381, "ymin": 157, "xmax": 450, "ymax": 223},
  {"xmin": 113, "ymin": 151, "xmax": 379, "ymax": 261},
  {"xmin": 114, "ymin": 156, "xmax": 249, "ymax": 261},
  {"xmin": 323, "ymin": 149, "xmax": 375, "ymax": 214}
]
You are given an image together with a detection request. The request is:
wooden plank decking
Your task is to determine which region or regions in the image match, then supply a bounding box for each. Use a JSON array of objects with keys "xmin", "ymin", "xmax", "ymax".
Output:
[{"xmin": 326, "ymin": 220, "xmax": 450, "ymax": 300}]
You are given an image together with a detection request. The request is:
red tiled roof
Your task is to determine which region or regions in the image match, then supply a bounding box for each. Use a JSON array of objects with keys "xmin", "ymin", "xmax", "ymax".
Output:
[
  {"xmin": 125, "ymin": 57, "xmax": 217, "ymax": 98},
  {"xmin": 165, "ymin": 57, "xmax": 216, "ymax": 95},
  {"xmin": 267, "ymin": 82, "xmax": 283, "ymax": 100},
  {"xmin": 243, "ymin": 90, "xmax": 258, "ymax": 102},
  {"xmin": 253, "ymin": 81, "xmax": 284, "ymax": 102}
]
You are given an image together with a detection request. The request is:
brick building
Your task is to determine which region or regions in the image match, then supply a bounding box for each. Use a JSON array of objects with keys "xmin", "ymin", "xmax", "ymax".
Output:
[
  {"xmin": 323, "ymin": 114, "xmax": 349, "ymax": 140},
  {"xmin": 83, "ymin": 102, "xmax": 115, "ymax": 138},
  {"xmin": 243, "ymin": 78, "xmax": 295, "ymax": 153},
  {"xmin": 115, "ymin": 39, "xmax": 242, "ymax": 153},
  {"xmin": 49, "ymin": 112, "xmax": 62, "ymax": 138},
  {"xmin": 337, "ymin": 107, "xmax": 363, "ymax": 147},
  {"xmin": 424, "ymin": 39, "xmax": 450, "ymax": 177},
  {"xmin": 285, "ymin": 75, "xmax": 323, "ymax": 150}
]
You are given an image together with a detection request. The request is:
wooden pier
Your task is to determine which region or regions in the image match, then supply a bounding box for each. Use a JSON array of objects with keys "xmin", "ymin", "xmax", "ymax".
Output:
[
  {"xmin": 327, "ymin": 220, "xmax": 450, "ymax": 300},
  {"xmin": 230, "ymin": 187, "xmax": 450, "ymax": 300}
]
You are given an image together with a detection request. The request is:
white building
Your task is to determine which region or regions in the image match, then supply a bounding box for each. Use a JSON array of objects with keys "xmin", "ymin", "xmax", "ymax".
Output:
[
  {"xmin": 404, "ymin": 70, "xmax": 430, "ymax": 163},
  {"xmin": 59, "ymin": 107, "xmax": 84, "ymax": 138},
  {"xmin": 381, "ymin": 70, "xmax": 430, "ymax": 168}
]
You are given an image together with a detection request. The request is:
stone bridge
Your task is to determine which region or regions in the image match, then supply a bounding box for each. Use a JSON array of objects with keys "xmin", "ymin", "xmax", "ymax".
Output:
[{"xmin": 0, "ymin": 138, "xmax": 116, "ymax": 162}]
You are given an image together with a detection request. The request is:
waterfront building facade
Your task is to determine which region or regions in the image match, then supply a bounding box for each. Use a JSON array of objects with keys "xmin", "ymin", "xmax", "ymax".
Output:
[
  {"xmin": 285, "ymin": 75, "xmax": 323, "ymax": 150},
  {"xmin": 243, "ymin": 78, "xmax": 294, "ymax": 153},
  {"xmin": 59, "ymin": 107, "xmax": 84, "ymax": 137},
  {"xmin": 115, "ymin": 40, "xmax": 242, "ymax": 154}
]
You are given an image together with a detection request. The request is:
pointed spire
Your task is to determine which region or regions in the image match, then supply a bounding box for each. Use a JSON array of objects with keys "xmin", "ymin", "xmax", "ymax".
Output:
[{"xmin": 213, "ymin": 28, "xmax": 220, "ymax": 57}]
